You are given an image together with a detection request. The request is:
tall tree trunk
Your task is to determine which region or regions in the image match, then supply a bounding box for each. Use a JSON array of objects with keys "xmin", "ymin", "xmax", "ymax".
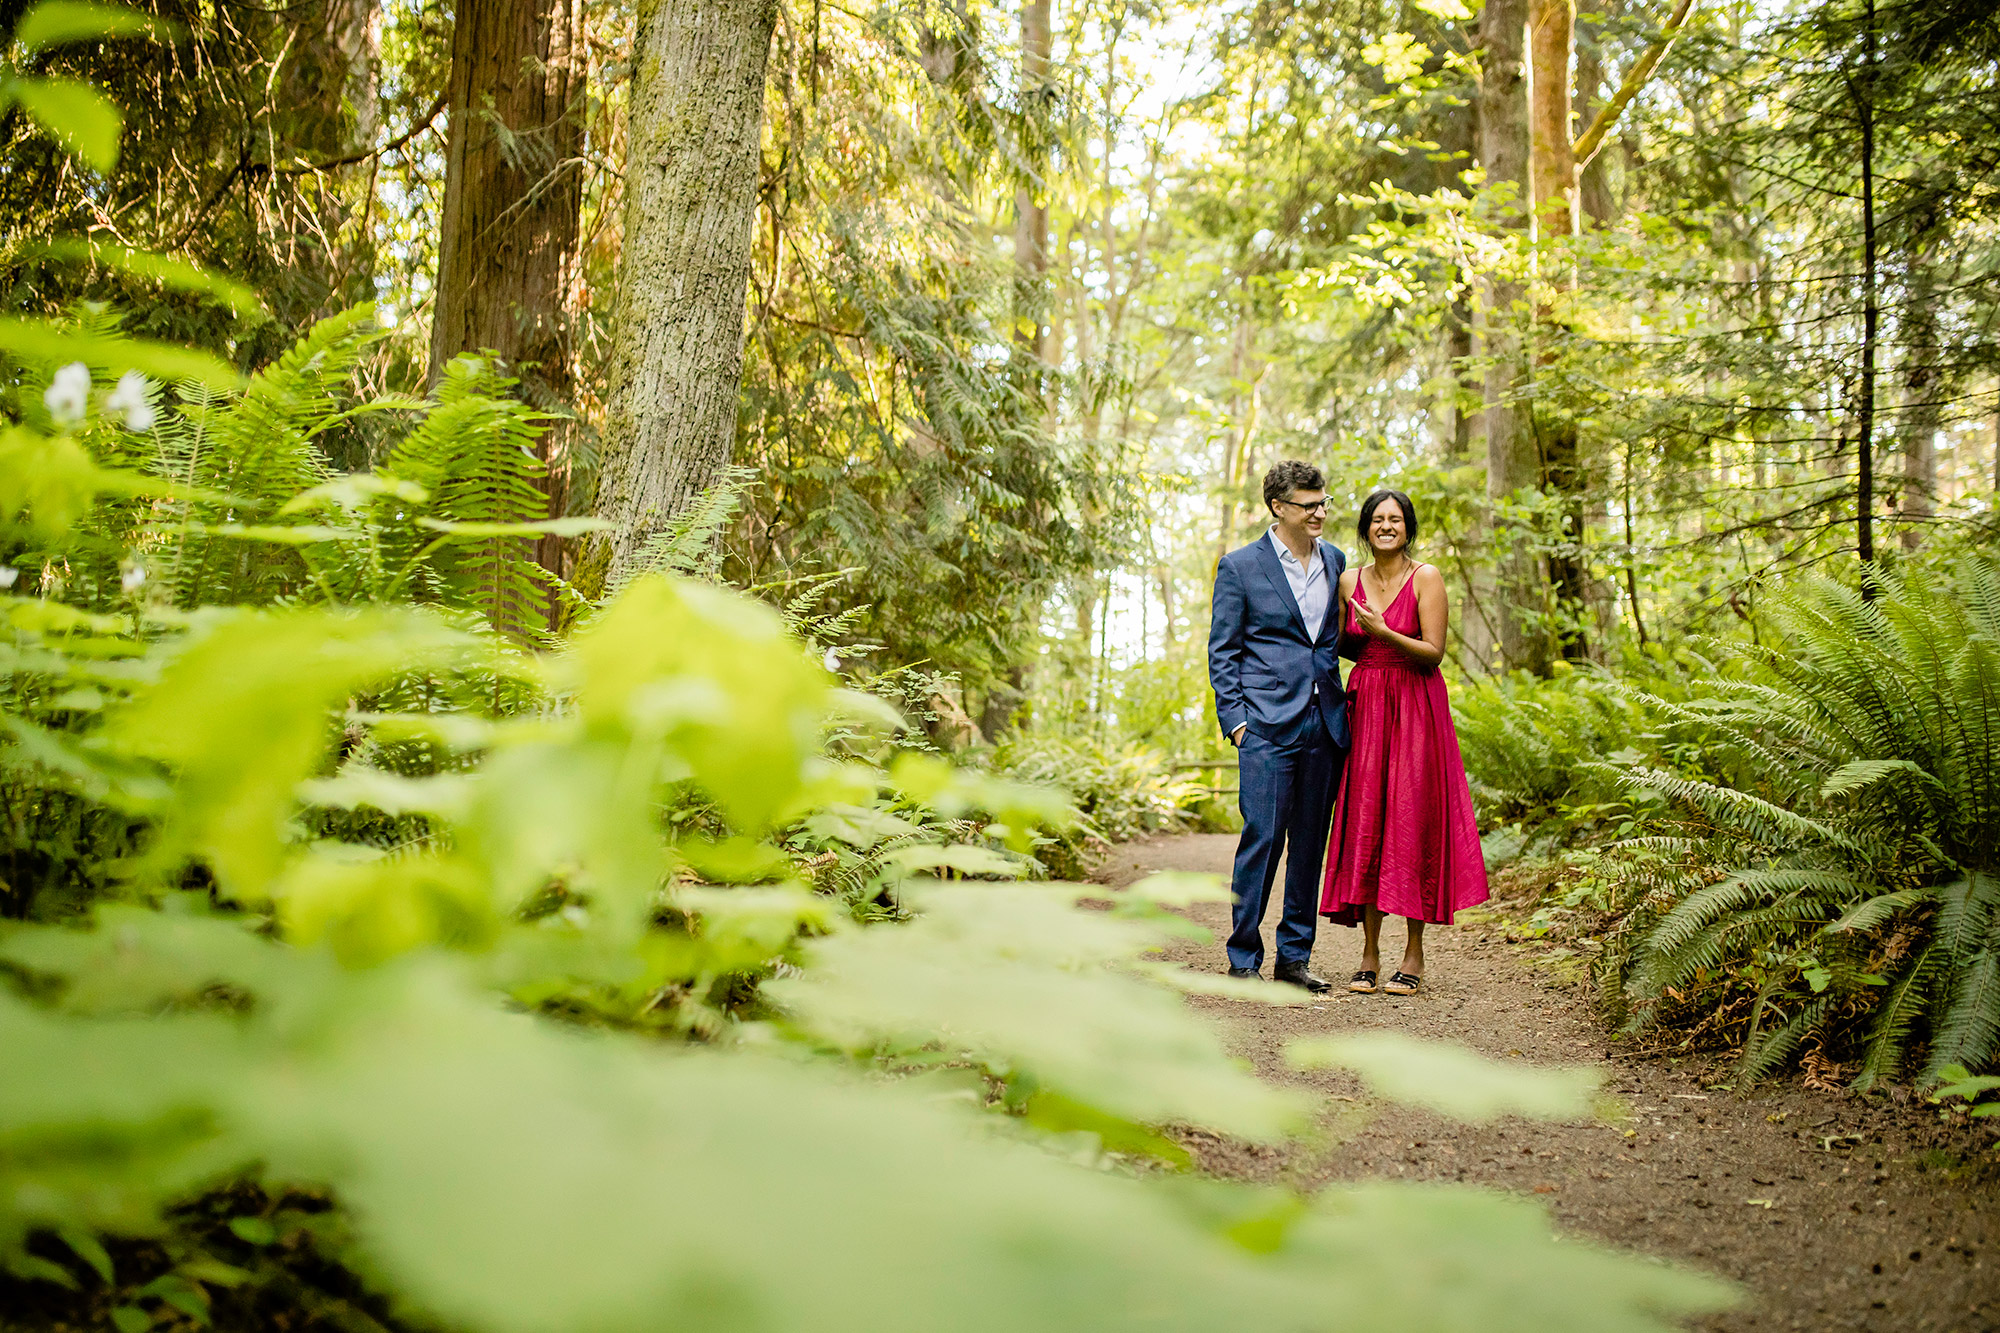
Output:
[
  {"xmin": 431, "ymin": 0, "xmax": 587, "ymax": 589},
  {"xmin": 1438, "ymin": 83, "xmax": 1481, "ymax": 467},
  {"xmin": 1441, "ymin": 295, "xmax": 1476, "ymax": 462},
  {"xmin": 1528, "ymin": 0, "xmax": 1588, "ymax": 662},
  {"xmin": 1479, "ymin": 0, "xmax": 1538, "ymax": 672},
  {"xmin": 276, "ymin": 0, "xmax": 383, "ymax": 334},
  {"xmin": 591, "ymin": 0, "xmax": 779, "ymax": 582},
  {"xmin": 1013, "ymin": 1, "xmax": 1052, "ymax": 365},
  {"xmin": 1572, "ymin": 0, "xmax": 1617, "ymax": 227},
  {"xmin": 1215, "ymin": 311, "xmax": 1263, "ymax": 564},
  {"xmin": 1529, "ymin": 0, "xmax": 1576, "ymax": 241},
  {"xmin": 918, "ymin": 1, "xmax": 977, "ymax": 92},
  {"xmin": 1854, "ymin": 0, "xmax": 1878, "ymax": 574},
  {"xmin": 1898, "ymin": 246, "xmax": 1940, "ymax": 550},
  {"xmin": 431, "ymin": 0, "xmax": 585, "ymax": 378}
]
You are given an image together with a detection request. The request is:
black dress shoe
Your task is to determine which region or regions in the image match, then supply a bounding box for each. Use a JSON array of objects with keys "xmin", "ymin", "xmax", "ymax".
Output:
[
  {"xmin": 1227, "ymin": 966, "xmax": 1261, "ymax": 980},
  {"xmin": 1273, "ymin": 963, "xmax": 1332, "ymax": 993}
]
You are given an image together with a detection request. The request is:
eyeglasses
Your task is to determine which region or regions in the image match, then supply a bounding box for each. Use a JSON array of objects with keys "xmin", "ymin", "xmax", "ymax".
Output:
[{"xmin": 1275, "ymin": 497, "xmax": 1330, "ymax": 515}]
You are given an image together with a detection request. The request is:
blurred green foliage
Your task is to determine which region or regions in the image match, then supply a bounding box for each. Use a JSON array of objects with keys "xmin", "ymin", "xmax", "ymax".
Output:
[{"xmin": 0, "ymin": 8, "xmax": 1744, "ymax": 1330}]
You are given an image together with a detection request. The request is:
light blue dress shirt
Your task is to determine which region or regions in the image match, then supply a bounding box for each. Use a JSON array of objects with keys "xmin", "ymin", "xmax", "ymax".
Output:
[{"xmin": 1267, "ymin": 526, "xmax": 1329, "ymax": 641}]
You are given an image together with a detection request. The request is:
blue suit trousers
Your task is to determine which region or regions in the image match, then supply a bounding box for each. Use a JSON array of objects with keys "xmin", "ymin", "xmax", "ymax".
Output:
[{"xmin": 1228, "ymin": 726, "xmax": 1341, "ymax": 971}]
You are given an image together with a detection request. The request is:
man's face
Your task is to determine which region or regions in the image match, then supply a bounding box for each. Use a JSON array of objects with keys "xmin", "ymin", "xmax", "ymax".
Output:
[{"xmin": 1270, "ymin": 488, "xmax": 1328, "ymax": 543}]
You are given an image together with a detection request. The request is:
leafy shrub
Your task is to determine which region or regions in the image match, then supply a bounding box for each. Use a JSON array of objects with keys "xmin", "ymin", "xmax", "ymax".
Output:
[
  {"xmin": 1602, "ymin": 562, "xmax": 2000, "ymax": 1087},
  {"xmin": 1450, "ymin": 652, "xmax": 1730, "ymax": 840},
  {"xmin": 996, "ymin": 734, "xmax": 1212, "ymax": 878}
]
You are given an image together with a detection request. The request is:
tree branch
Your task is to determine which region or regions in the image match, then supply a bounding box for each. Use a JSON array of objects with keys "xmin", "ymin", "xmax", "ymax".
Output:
[
  {"xmin": 1571, "ymin": 0, "xmax": 1698, "ymax": 169},
  {"xmin": 276, "ymin": 91, "xmax": 449, "ymax": 175}
]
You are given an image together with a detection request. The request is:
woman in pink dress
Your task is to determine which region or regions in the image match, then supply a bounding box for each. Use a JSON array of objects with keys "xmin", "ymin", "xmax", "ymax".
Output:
[{"xmin": 1319, "ymin": 489, "xmax": 1488, "ymax": 996}]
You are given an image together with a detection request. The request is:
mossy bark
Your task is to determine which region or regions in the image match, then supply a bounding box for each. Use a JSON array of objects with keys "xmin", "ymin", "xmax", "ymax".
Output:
[
  {"xmin": 1479, "ymin": 0, "xmax": 1539, "ymax": 672},
  {"xmin": 593, "ymin": 0, "xmax": 779, "ymax": 578}
]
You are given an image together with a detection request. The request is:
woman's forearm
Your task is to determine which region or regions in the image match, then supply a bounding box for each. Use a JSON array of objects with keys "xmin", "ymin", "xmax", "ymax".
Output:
[{"xmin": 1378, "ymin": 627, "xmax": 1442, "ymax": 666}]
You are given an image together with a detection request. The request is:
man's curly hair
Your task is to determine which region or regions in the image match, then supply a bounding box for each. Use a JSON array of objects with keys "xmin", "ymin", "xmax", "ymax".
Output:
[{"xmin": 1262, "ymin": 459, "xmax": 1326, "ymax": 515}]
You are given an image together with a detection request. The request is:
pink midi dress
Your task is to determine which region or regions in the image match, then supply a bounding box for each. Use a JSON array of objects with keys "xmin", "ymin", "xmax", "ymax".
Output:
[{"xmin": 1319, "ymin": 567, "xmax": 1490, "ymax": 926}]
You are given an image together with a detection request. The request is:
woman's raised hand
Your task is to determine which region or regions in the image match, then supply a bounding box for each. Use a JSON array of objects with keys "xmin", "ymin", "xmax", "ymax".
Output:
[{"xmin": 1348, "ymin": 590, "xmax": 1388, "ymax": 639}]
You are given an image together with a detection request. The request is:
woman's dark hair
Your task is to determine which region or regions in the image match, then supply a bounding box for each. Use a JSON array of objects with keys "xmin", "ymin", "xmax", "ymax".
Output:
[{"xmin": 1356, "ymin": 489, "xmax": 1419, "ymax": 548}]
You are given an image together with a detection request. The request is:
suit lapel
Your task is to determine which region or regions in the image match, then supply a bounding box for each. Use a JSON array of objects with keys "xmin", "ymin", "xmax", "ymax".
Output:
[
  {"xmin": 1252, "ymin": 535, "xmax": 1308, "ymax": 638},
  {"xmin": 1312, "ymin": 541, "xmax": 1341, "ymax": 644}
]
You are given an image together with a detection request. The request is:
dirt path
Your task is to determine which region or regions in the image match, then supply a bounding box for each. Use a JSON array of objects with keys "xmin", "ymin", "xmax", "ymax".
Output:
[{"xmin": 1093, "ymin": 834, "xmax": 1999, "ymax": 1333}]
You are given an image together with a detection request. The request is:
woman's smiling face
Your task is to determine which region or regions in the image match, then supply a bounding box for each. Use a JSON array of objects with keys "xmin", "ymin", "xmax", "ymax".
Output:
[{"xmin": 1368, "ymin": 498, "xmax": 1408, "ymax": 554}]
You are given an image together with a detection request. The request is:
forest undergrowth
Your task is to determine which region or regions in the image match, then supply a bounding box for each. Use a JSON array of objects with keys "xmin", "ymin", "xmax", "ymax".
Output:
[{"xmin": 1450, "ymin": 554, "xmax": 2000, "ymax": 1107}]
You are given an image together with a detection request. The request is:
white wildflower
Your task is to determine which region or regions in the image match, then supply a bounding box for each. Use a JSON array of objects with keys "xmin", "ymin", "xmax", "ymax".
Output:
[
  {"xmin": 106, "ymin": 371, "xmax": 156, "ymax": 431},
  {"xmin": 0, "ymin": 566, "xmax": 17, "ymax": 590},
  {"xmin": 121, "ymin": 564, "xmax": 147, "ymax": 593},
  {"xmin": 823, "ymin": 648, "xmax": 841, "ymax": 673},
  {"xmin": 44, "ymin": 362, "xmax": 91, "ymax": 426}
]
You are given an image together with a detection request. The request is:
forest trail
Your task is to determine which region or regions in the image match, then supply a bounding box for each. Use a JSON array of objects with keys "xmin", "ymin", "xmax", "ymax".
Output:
[{"xmin": 1093, "ymin": 834, "xmax": 2000, "ymax": 1333}]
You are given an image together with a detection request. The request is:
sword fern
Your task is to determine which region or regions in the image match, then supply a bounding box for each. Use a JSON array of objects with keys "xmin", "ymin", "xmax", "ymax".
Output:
[{"xmin": 1610, "ymin": 561, "xmax": 2000, "ymax": 1085}]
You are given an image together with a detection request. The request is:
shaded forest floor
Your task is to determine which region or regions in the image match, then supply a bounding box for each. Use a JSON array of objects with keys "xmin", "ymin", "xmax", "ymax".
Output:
[{"xmin": 1093, "ymin": 834, "xmax": 2000, "ymax": 1333}]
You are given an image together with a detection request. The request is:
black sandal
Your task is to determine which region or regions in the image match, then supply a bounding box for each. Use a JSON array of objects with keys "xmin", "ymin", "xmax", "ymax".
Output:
[
  {"xmin": 1347, "ymin": 970, "xmax": 1378, "ymax": 993},
  {"xmin": 1383, "ymin": 971, "xmax": 1421, "ymax": 996}
]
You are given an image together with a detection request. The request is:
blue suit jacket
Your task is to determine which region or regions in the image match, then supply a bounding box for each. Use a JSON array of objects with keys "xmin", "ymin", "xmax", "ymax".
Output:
[{"xmin": 1208, "ymin": 534, "xmax": 1351, "ymax": 748}]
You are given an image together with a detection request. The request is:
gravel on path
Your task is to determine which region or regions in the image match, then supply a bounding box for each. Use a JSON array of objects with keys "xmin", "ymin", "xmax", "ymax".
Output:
[{"xmin": 1093, "ymin": 833, "xmax": 2000, "ymax": 1333}]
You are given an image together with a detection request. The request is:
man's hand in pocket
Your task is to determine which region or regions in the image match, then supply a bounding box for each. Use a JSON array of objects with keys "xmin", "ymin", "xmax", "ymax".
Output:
[{"xmin": 1231, "ymin": 725, "xmax": 1247, "ymax": 747}]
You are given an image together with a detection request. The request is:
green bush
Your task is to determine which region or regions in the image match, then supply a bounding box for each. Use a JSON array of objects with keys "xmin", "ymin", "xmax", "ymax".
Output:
[
  {"xmin": 1601, "ymin": 562, "xmax": 2000, "ymax": 1087},
  {"xmin": 996, "ymin": 734, "xmax": 1213, "ymax": 878},
  {"xmin": 1453, "ymin": 665, "xmax": 1644, "ymax": 831},
  {"xmin": 1450, "ymin": 651, "xmax": 1734, "ymax": 842}
]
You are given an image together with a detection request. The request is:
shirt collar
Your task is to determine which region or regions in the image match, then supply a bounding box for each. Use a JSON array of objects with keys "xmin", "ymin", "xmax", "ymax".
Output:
[{"xmin": 1267, "ymin": 526, "xmax": 1318, "ymax": 569}]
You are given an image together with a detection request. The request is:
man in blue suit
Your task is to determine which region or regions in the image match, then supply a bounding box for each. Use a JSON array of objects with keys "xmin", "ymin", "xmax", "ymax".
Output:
[{"xmin": 1207, "ymin": 460, "xmax": 1349, "ymax": 991}]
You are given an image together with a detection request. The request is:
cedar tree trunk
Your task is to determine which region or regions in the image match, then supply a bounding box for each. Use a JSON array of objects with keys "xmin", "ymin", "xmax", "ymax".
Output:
[
  {"xmin": 1479, "ymin": 0, "xmax": 1539, "ymax": 671},
  {"xmin": 591, "ymin": 0, "xmax": 779, "ymax": 579},
  {"xmin": 430, "ymin": 0, "xmax": 587, "ymax": 585}
]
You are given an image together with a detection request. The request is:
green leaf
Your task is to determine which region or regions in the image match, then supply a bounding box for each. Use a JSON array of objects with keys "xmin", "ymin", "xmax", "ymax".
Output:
[
  {"xmin": 278, "ymin": 472, "xmax": 429, "ymax": 514},
  {"xmin": 825, "ymin": 687, "xmax": 908, "ymax": 735},
  {"xmin": 1930, "ymin": 1068, "xmax": 2000, "ymax": 1103},
  {"xmin": 1819, "ymin": 758, "xmax": 1941, "ymax": 800},
  {"xmin": 5, "ymin": 1251, "xmax": 78, "ymax": 1287},
  {"xmin": 1022, "ymin": 1090, "xmax": 1193, "ymax": 1166},
  {"xmin": 414, "ymin": 516, "xmax": 612, "ymax": 538},
  {"xmin": 202, "ymin": 523, "xmax": 354, "ymax": 544},
  {"xmin": 0, "ymin": 426, "xmax": 114, "ymax": 537},
  {"xmin": 21, "ymin": 239, "xmax": 265, "ymax": 318},
  {"xmin": 1287, "ymin": 1033, "xmax": 1604, "ymax": 1123},
  {"xmin": 135, "ymin": 1272, "xmax": 210, "ymax": 1322},
  {"xmin": 298, "ymin": 768, "xmax": 476, "ymax": 820},
  {"xmin": 13, "ymin": 2, "xmax": 160, "ymax": 55},
  {"xmin": 8, "ymin": 76, "xmax": 121, "ymax": 171},
  {"xmin": 56, "ymin": 1227, "xmax": 113, "ymax": 1283},
  {"xmin": 878, "ymin": 843, "xmax": 1028, "ymax": 879},
  {"xmin": 777, "ymin": 881, "xmax": 1310, "ymax": 1139},
  {"xmin": 178, "ymin": 1257, "xmax": 253, "ymax": 1286},
  {"xmin": 110, "ymin": 1305, "xmax": 153, "ymax": 1333},
  {"xmin": 572, "ymin": 576, "xmax": 827, "ymax": 830},
  {"xmin": 1119, "ymin": 872, "xmax": 1231, "ymax": 906},
  {"xmin": 227, "ymin": 1217, "xmax": 276, "ymax": 1246},
  {"xmin": 105, "ymin": 607, "xmax": 479, "ymax": 894},
  {"xmin": 0, "ymin": 317, "xmax": 237, "ymax": 389}
]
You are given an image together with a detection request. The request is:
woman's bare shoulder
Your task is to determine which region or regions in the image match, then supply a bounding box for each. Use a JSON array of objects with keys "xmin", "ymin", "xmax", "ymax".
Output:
[
  {"xmin": 1338, "ymin": 567, "xmax": 1360, "ymax": 595},
  {"xmin": 1414, "ymin": 563, "xmax": 1448, "ymax": 592}
]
